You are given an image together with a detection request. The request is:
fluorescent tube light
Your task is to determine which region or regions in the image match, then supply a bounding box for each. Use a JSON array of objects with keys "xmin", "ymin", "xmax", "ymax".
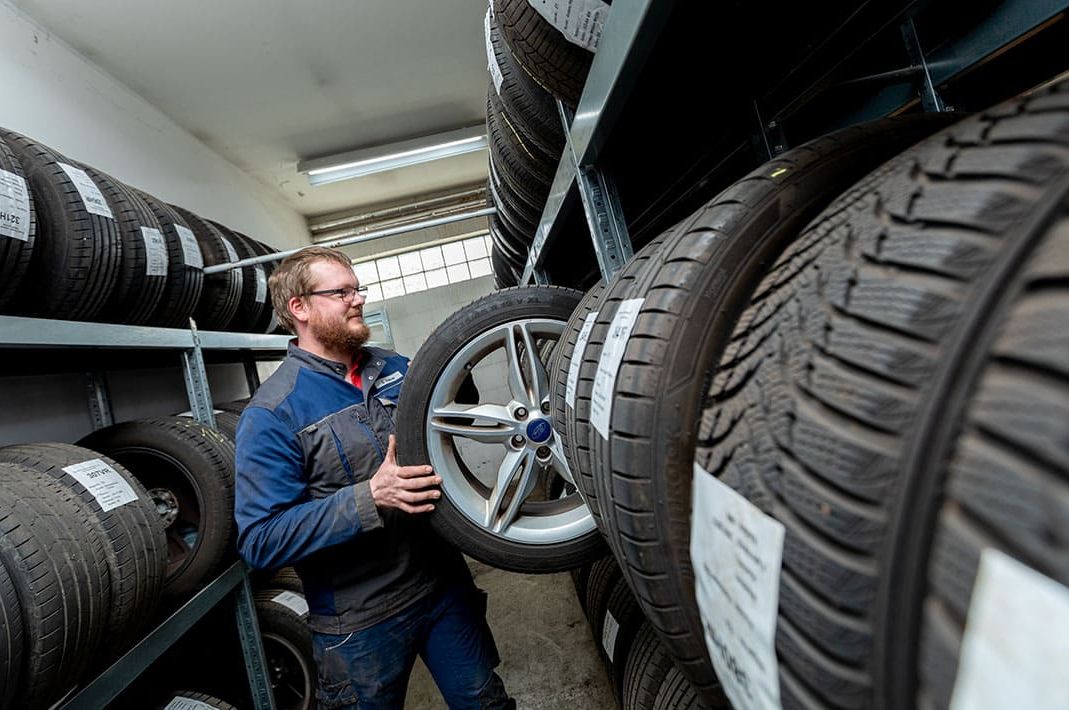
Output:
[{"xmin": 299, "ymin": 125, "xmax": 487, "ymax": 186}]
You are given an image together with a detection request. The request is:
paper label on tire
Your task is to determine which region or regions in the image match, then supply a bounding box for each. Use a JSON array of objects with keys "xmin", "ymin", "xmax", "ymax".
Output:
[
  {"xmin": 565, "ymin": 311, "xmax": 598, "ymax": 408},
  {"xmin": 601, "ymin": 609, "xmax": 620, "ymax": 662},
  {"xmin": 272, "ymin": 590, "xmax": 310, "ymax": 618},
  {"xmin": 949, "ymin": 548, "xmax": 1069, "ymax": 710},
  {"xmin": 141, "ymin": 227, "xmax": 168, "ymax": 276},
  {"xmin": 62, "ymin": 459, "xmax": 139, "ymax": 512},
  {"xmin": 0, "ymin": 169, "xmax": 31, "ymax": 242},
  {"xmin": 220, "ymin": 236, "xmax": 239, "ymax": 263},
  {"xmin": 164, "ymin": 698, "xmax": 217, "ymax": 710},
  {"xmin": 526, "ymin": 0, "xmax": 609, "ymax": 53},
  {"xmin": 691, "ymin": 464, "xmax": 784, "ymax": 710},
  {"xmin": 484, "ymin": 9, "xmax": 504, "ymax": 94},
  {"xmin": 175, "ymin": 224, "xmax": 203, "ymax": 268},
  {"xmin": 58, "ymin": 163, "xmax": 114, "ymax": 219},
  {"xmin": 590, "ymin": 299, "xmax": 643, "ymax": 438},
  {"xmin": 254, "ymin": 266, "xmax": 268, "ymax": 303}
]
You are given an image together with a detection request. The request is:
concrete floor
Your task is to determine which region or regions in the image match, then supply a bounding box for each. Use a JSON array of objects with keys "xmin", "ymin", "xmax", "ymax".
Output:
[{"xmin": 405, "ymin": 560, "xmax": 615, "ymax": 709}]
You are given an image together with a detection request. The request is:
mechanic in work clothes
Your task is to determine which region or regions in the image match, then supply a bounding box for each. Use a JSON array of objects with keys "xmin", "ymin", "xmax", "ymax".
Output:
[{"xmin": 234, "ymin": 246, "xmax": 514, "ymax": 709}]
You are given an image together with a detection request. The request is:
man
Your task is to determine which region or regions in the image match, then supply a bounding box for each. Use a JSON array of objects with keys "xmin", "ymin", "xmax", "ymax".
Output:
[{"xmin": 234, "ymin": 246, "xmax": 513, "ymax": 709}]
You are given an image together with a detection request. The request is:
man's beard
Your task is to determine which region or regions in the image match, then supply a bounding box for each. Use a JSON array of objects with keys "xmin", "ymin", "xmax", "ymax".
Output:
[{"xmin": 310, "ymin": 309, "xmax": 370, "ymax": 356}]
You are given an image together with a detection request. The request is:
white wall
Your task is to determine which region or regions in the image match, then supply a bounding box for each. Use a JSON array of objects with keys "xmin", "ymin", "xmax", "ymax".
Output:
[
  {"xmin": 0, "ymin": 2, "xmax": 309, "ymax": 249},
  {"xmin": 374, "ymin": 275, "xmax": 496, "ymax": 358}
]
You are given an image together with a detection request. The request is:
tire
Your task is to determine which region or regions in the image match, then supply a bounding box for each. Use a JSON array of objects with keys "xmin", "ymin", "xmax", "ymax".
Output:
[
  {"xmin": 214, "ymin": 410, "xmax": 241, "ymax": 442},
  {"xmin": 137, "ymin": 192, "xmax": 205, "ymax": 329},
  {"xmin": 395, "ymin": 286, "xmax": 603, "ymax": 572},
  {"xmin": 623, "ymin": 622, "xmax": 676, "ymax": 710},
  {"xmin": 491, "ymin": 242, "xmax": 521, "ymax": 289},
  {"xmin": 255, "ymin": 588, "xmax": 317, "ymax": 710},
  {"xmin": 216, "ymin": 398, "xmax": 251, "ymax": 414},
  {"xmin": 603, "ymin": 574, "xmax": 647, "ymax": 706},
  {"xmin": 488, "ymin": 172, "xmax": 539, "ymax": 248},
  {"xmin": 487, "ymin": 92, "xmax": 553, "ymax": 211},
  {"xmin": 156, "ymin": 691, "xmax": 238, "ymax": 709},
  {"xmin": 210, "ymin": 222, "xmax": 267, "ymax": 333},
  {"xmin": 170, "ymin": 206, "xmax": 243, "ymax": 331},
  {"xmin": 586, "ymin": 114, "xmax": 960, "ymax": 704},
  {"xmin": 488, "ymin": 212, "xmax": 529, "ymax": 267},
  {"xmin": 570, "ymin": 559, "xmax": 594, "ymax": 614},
  {"xmin": 652, "ymin": 666, "xmax": 701, "ymax": 710},
  {"xmin": 243, "ymin": 237, "xmax": 281, "ymax": 333},
  {"xmin": 0, "ymin": 443, "xmax": 167, "ymax": 659},
  {"xmin": 0, "ymin": 130, "xmax": 120, "ymax": 321},
  {"xmin": 79, "ymin": 417, "xmax": 236, "ymax": 600},
  {"xmin": 0, "ymin": 134, "xmax": 36, "ymax": 312},
  {"xmin": 485, "ymin": 7, "xmax": 565, "ymax": 158},
  {"xmin": 0, "ymin": 462, "xmax": 111, "ymax": 708},
  {"xmin": 492, "ymin": 0, "xmax": 600, "ymax": 107},
  {"xmin": 692, "ymin": 82, "xmax": 1069, "ymax": 709},
  {"xmin": 0, "ymin": 552, "xmax": 23, "ymax": 710}
]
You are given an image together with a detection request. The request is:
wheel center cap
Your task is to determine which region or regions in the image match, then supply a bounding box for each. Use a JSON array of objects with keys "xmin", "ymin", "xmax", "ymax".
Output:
[{"xmin": 526, "ymin": 418, "xmax": 552, "ymax": 444}]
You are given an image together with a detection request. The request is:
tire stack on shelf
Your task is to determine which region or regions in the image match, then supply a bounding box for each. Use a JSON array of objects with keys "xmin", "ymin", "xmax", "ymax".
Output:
[
  {"xmin": 482, "ymin": 0, "xmax": 610, "ymax": 288},
  {"xmin": 548, "ymin": 79, "xmax": 1069, "ymax": 709},
  {"xmin": 0, "ymin": 128, "xmax": 283, "ymax": 332}
]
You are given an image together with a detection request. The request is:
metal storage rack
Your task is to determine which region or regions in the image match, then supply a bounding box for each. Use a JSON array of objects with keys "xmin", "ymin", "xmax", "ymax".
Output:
[
  {"xmin": 0, "ymin": 314, "xmax": 289, "ymax": 710},
  {"xmin": 522, "ymin": 0, "xmax": 1069, "ymax": 287}
]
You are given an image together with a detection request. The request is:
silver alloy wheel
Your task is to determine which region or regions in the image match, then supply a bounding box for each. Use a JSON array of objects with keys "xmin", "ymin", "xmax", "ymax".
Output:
[{"xmin": 425, "ymin": 317, "xmax": 596, "ymax": 544}]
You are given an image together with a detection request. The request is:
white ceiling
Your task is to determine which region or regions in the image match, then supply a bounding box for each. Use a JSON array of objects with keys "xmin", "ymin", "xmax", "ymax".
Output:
[{"xmin": 15, "ymin": 0, "xmax": 491, "ymax": 216}]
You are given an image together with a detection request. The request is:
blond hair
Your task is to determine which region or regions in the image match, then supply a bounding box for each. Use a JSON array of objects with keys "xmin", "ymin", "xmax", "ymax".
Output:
[{"xmin": 269, "ymin": 246, "xmax": 354, "ymax": 333}]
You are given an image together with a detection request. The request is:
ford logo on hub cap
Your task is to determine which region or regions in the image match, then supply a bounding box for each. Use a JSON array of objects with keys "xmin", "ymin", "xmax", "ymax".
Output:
[{"xmin": 526, "ymin": 419, "xmax": 552, "ymax": 443}]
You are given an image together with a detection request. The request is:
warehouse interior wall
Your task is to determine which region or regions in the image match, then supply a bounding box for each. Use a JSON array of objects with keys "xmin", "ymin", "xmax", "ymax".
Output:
[
  {"xmin": 374, "ymin": 275, "xmax": 496, "ymax": 358},
  {"xmin": 0, "ymin": 1, "xmax": 310, "ymax": 250}
]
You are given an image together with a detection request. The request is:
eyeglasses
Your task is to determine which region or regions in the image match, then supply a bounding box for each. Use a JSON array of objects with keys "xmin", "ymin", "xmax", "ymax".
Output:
[{"xmin": 304, "ymin": 286, "xmax": 368, "ymax": 301}]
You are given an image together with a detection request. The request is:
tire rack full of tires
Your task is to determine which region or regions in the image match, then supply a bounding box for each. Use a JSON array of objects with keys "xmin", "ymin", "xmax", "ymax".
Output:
[
  {"xmin": 0, "ymin": 128, "xmax": 282, "ymax": 331},
  {"xmin": 544, "ymin": 79, "xmax": 1069, "ymax": 709}
]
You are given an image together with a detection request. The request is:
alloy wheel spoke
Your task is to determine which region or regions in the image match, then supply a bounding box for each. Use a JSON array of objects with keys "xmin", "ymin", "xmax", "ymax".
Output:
[
  {"xmin": 430, "ymin": 403, "xmax": 519, "ymax": 444},
  {"xmin": 517, "ymin": 322, "xmax": 551, "ymax": 409},
  {"xmin": 485, "ymin": 448, "xmax": 538, "ymax": 534},
  {"xmin": 545, "ymin": 437, "xmax": 574, "ymax": 486},
  {"xmin": 503, "ymin": 325, "xmax": 531, "ymax": 406}
]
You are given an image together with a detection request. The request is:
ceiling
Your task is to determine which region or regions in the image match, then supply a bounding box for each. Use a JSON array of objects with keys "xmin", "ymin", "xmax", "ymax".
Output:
[{"xmin": 15, "ymin": 0, "xmax": 491, "ymax": 217}]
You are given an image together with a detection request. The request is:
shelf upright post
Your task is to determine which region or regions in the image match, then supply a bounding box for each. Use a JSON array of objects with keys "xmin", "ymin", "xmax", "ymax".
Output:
[
  {"xmin": 85, "ymin": 370, "xmax": 115, "ymax": 430},
  {"xmin": 181, "ymin": 319, "xmax": 217, "ymax": 429},
  {"xmin": 234, "ymin": 573, "xmax": 278, "ymax": 710},
  {"xmin": 244, "ymin": 356, "xmax": 261, "ymax": 396}
]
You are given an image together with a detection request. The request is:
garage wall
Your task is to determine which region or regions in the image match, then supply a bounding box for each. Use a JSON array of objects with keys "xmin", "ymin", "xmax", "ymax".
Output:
[
  {"xmin": 0, "ymin": 2, "xmax": 309, "ymax": 249},
  {"xmin": 373, "ymin": 275, "xmax": 496, "ymax": 358}
]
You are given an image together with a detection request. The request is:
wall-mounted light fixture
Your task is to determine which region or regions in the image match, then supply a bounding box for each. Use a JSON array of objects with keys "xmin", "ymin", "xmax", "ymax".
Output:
[{"xmin": 298, "ymin": 124, "xmax": 487, "ymax": 186}]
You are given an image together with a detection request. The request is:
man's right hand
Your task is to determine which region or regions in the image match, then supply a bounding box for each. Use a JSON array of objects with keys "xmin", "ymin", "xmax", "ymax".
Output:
[{"xmin": 369, "ymin": 435, "xmax": 442, "ymax": 513}]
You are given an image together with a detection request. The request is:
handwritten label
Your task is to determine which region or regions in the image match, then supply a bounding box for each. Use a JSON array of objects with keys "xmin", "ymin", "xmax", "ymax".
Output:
[
  {"xmin": 61, "ymin": 459, "xmax": 139, "ymax": 512},
  {"xmin": 527, "ymin": 0, "xmax": 609, "ymax": 53},
  {"xmin": 142, "ymin": 227, "xmax": 168, "ymax": 276},
  {"xmin": 175, "ymin": 224, "xmax": 203, "ymax": 268},
  {"xmin": 601, "ymin": 609, "xmax": 620, "ymax": 662},
  {"xmin": 565, "ymin": 311, "xmax": 597, "ymax": 408},
  {"xmin": 58, "ymin": 163, "xmax": 113, "ymax": 219},
  {"xmin": 691, "ymin": 464, "xmax": 784, "ymax": 710},
  {"xmin": 0, "ymin": 169, "xmax": 31, "ymax": 242},
  {"xmin": 272, "ymin": 590, "xmax": 310, "ymax": 618},
  {"xmin": 950, "ymin": 548, "xmax": 1069, "ymax": 710},
  {"xmin": 590, "ymin": 299, "xmax": 643, "ymax": 438}
]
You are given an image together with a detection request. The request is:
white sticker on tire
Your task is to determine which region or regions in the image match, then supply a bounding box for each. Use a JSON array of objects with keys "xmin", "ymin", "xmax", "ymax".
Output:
[
  {"xmin": 62, "ymin": 458, "xmax": 139, "ymax": 512},
  {"xmin": 254, "ymin": 266, "xmax": 268, "ymax": 303},
  {"xmin": 0, "ymin": 169, "xmax": 31, "ymax": 242},
  {"xmin": 526, "ymin": 0, "xmax": 609, "ymax": 53},
  {"xmin": 58, "ymin": 163, "xmax": 114, "ymax": 219},
  {"xmin": 590, "ymin": 299, "xmax": 643, "ymax": 438},
  {"xmin": 142, "ymin": 227, "xmax": 168, "ymax": 276},
  {"xmin": 220, "ymin": 236, "xmax": 239, "ymax": 263},
  {"xmin": 164, "ymin": 698, "xmax": 217, "ymax": 710},
  {"xmin": 601, "ymin": 609, "xmax": 620, "ymax": 662},
  {"xmin": 484, "ymin": 9, "xmax": 504, "ymax": 94},
  {"xmin": 272, "ymin": 590, "xmax": 310, "ymax": 618},
  {"xmin": 175, "ymin": 224, "xmax": 203, "ymax": 269},
  {"xmin": 565, "ymin": 311, "xmax": 598, "ymax": 408},
  {"xmin": 949, "ymin": 548, "xmax": 1069, "ymax": 710},
  {"xmin": 691, "ymin": 464, "xmax": 784, "ymax": 710}
]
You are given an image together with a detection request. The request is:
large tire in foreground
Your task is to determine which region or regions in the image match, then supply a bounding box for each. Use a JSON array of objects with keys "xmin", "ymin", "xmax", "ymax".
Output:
[
  {"xmin": 0, "ymin": 443, "xmax": 166, "ymax": 658},
  {"xmin": 587, "ymin": 114, "xmax": 959, "ymax": 705},
  {"xmin": 79, "ymin": 417, "xmax": 236, "ymax": 600},
  {"xmin": 396, "ymin": 286, "xmax": 603, "ymax": 572},
  {"xmin": 693, "ymin": 81, "xmax": 1069, "ymax": 709},
  {"xmin": 0, "ymin": 551, "xmax": 23, "ymax": 709},
  {"xmin": 0, "ymin": 463, "xmax": 111, "ymax": 708}
]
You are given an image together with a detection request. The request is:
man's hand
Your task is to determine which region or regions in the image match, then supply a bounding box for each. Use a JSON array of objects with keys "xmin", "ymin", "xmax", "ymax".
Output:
[{"xmin": 369, "ymin": 435, "xmax": 442, "ymax": 513}]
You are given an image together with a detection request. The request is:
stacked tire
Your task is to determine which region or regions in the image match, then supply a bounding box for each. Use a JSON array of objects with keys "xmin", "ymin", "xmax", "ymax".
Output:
[
  {"xmin": 0, "ymin": 445, "xmax": 167, "ymax": 708},
  {"xmin": 0, "ymin": 129, "xmax": 283, "ymax": 332},
  {"xmin": 551, "ymin": 78, "xmax": 1069, "ymax": 708},
  {"xmin": 482, "ymin": 0, "xmax": 609, "ymax": 288}
]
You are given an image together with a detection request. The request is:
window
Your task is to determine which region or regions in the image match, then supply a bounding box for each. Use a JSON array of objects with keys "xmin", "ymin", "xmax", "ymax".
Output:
[{"xmin": 351, "ymin": 233, "xmax": 496, "ymax": 302}]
